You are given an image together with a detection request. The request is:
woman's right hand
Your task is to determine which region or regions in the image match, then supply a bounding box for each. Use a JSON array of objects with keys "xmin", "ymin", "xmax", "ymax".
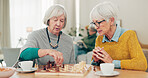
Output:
[
  {"xmin": 38, "ymin": 49, "xmax": 64, "ymax": 66},
  {"xmin": 92, "ymin": 47, "xmax": 113, "ymax": 63},
  {"xmin": 92, "ymin": 47, "xmax": 104, "ymax": 62},
  {"xmin": 47, "ymin": 49, "xmax": 64, "ymax": 65}
]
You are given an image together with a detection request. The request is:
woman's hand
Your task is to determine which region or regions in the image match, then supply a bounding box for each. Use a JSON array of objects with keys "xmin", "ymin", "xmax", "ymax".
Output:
[
  {"xmin": 38, "ymin": 49, "xmax": 64, "ymax": 66},
  {"xmin": 48, "ymin": 49, "xmax": 64, "ymax": 65},
  {"xmin": 92, "ymin": 46, "xmax": 113, "ymax": 63}
]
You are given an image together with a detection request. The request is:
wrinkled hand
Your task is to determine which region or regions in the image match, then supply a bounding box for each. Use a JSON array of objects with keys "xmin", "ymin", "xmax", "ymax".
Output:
[
  {"xmin": 47, "ymin": 49, "xmax": 64, "ymax": 65},
  {"xmin": 92, "ymin": 46, "xmax": 113, "ymax": 63}
]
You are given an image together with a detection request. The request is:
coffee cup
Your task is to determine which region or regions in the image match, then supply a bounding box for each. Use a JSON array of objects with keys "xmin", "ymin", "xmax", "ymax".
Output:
[
  {"xmin": 100, "ymin": 63, "xmax": 114, "ymax": 75},
  {"xmin": 18, "ymin": 61, "xmax": 33, "ymax": 71}
]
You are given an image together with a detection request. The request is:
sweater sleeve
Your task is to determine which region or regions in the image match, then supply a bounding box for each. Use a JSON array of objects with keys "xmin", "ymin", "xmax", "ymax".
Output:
[
  {"xmin": 19, "ymin": 48, "xmax": 40, "ymax": 61},
  {"xmin": 86, "ymin": 36, "xmax": 96, "ymax": 52},
  {"xmin": 121, "ymin": 30, "xmax": 147, "ymax": 71}
]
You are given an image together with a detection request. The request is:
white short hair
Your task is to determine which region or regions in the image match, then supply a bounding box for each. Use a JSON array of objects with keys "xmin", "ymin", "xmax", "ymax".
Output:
[
  {"xmin": 89, "ymin": 24, "xmax": 97, "ymax": 32},
  {"xmin": 90, "ymin": 1, "xmax": 118, "ymax": 25},
  {"xmin": 43, "ymin": 4, "xmax": 67, "ymax": 28}
]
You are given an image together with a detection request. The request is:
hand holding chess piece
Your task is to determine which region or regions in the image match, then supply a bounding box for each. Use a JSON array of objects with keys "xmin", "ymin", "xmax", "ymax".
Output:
[{"xmin": 38, "ymin": 49, "xmax": 64, "ymax": 66}]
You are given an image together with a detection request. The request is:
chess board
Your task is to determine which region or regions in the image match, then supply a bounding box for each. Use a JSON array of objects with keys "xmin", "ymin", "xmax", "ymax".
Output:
[{"xmin": 35, "ymin": 64, "xmax": 92, "ymax": 76}]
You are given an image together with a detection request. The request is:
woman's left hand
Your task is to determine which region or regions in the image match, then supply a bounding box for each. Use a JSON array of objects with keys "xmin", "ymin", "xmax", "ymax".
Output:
[{"xmin": 93, "ymin": 46, "xmax": 113, "ymax": 63}]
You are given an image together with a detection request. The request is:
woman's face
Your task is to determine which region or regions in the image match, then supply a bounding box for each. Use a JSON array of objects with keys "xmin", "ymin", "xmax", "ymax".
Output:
[
  {"xmin": 48, "ymin": 14, "xmax": 65, "ymax": 36},
  {"xmin": 93, "ymin": 19, "xmax": 111, "ymax": 36},
  {"xmin": 89, "ymin": 29, "xmax": 96, "ymax": 36}
]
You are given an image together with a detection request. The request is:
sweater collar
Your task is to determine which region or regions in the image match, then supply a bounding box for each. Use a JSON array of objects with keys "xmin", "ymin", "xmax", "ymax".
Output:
[{"xmin": 102, "ymin": 25, "xmax": 121, "ymax": 43}]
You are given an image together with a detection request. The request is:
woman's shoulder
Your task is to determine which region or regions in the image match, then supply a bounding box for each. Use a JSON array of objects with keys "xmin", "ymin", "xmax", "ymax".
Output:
[
  {"xmin": 28, "ymin": 28, "xmax": 46, "ymax": 38},
  {"xmin": 119, "ymin": 30, "xmax": 137, "ymax": 40},
  {"xmin": 61, "ymin": 32, "xmax": 73, "ymax": 44},
  {"xmin": 61, "ymin": 32, "xmax": 73, "ymax": 40},
  {"xmin": 30, "ymin": 28, "xmax": 45, "ymax": 35},
  {"xmin": 122, "ymin": 30, "xmax": 136, "ymax": 36}
]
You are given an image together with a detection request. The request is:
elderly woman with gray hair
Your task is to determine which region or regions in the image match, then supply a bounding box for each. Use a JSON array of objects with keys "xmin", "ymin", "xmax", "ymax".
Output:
[
  {"xmin": 91, "ymin": 2, "xmax": 147, "ymax": 71},
  {"xmin": 74, "ymin": 25, "xmax": 97, "ymax": 60},
  {"xmin": 19, "ymin": 4, "xmax": 75, "ymax": 66}
]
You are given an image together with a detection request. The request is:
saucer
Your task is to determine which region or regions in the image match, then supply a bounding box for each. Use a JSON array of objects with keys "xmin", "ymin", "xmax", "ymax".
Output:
[
  {"xmin": 95, "ymin": 71, "xmax": 120, "ymax": 76},
  {"xmin": 16, "ymin": 68, "xmax": 37, "ymax": 73}
]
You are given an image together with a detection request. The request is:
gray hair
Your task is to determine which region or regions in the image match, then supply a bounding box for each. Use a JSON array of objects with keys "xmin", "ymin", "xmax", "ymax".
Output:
[
  {"xmin": 43, "ymin": 4, "xmax": 67, "ymax": 28},
  {"xmin": 89, "ymin": 24, "xmax": 97, "ymax": 32},
  {"xmin": 90, "ymin": 1, "xmax": 118, "ymax": 25}
]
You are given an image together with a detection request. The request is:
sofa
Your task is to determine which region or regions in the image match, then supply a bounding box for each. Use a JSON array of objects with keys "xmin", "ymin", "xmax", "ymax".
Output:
[
  {"xmin": 143, "ymin": 49, "xmax": 148, "ymax": 72},
  {"xmin": 76, "ymin": 51, "xmax": 93, "ymax": 64}
]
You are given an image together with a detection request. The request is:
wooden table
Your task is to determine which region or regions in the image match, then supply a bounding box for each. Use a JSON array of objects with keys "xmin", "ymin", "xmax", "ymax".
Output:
[{"xmin": 11, "ymin": 65, "xmax": 148, "ymax": 78}]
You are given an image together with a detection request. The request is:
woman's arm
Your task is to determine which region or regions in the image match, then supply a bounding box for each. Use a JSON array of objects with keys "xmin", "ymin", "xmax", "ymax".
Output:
[
  {"xmin": 19, "ymin": 48, "xmax": 40, "ymax": 61},
  {"xmin": 20, "ymin": 48, "xmax": 64, "ymax": 65},
  {"xmin": 121, "ymin": 31, "xmax": 147, "ymax": 71}
]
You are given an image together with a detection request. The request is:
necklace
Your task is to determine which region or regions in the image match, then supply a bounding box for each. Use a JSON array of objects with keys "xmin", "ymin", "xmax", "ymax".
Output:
[{"xmin": 46, "ymin": 27, "xmax": 62, "ymax": 49}]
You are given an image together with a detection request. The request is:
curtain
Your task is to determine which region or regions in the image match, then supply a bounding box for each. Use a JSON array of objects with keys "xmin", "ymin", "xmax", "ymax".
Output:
[
  {"xmin": 0, "ymin": 0, "xmax": 10, "ymax": 49},
  {"xmin": 54, "ymin": 0, "xmax": 76, "ymax": 35},
  {"xmin": 10, "ymin": 0, "xmax": 53, "ymax": 48}
]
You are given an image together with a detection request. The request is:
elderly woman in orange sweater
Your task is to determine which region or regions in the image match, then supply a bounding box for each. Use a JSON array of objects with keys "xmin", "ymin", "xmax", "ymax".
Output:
[{"xmin": 90, "ymin": 1, "xmax": 147, "ymax": 71}]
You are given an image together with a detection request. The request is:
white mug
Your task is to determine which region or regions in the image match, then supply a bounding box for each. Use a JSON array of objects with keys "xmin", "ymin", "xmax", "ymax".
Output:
[
  {"xmin": 100, "ymin": 63, "xmax": 114, "ymax": 75},
  {"xmin": 18, "ymin": 61, "xmax": 33, "ymax": 71}
]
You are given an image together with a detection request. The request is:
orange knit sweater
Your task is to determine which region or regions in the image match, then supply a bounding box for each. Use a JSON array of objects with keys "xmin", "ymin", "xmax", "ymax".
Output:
[{"xmin": 95, "ymin": 30, "xmax": 147, "ymax": 71}]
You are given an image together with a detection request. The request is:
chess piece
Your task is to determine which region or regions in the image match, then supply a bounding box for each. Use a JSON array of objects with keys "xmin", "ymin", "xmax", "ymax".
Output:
[
  {"xmin": 62, "ymin": 64, "xmax": 64, "ymax": 68},
  {"xmin": 35, "ymin": 64, "xmax": 38, "ymax": 68},
  {"xmin": 93, "ymin": 66, "xmax": 96, "ymax": 72},
  {"xmin": 54, "ymin": 63, "xmax": 56, "ymax": 68},
  {"xmin": 43, "ymin": 65, "xmax": 46, "ymax": 70},
  {"xmin": 46, "ymin": 65, "xmax": 49, "ymax": 69},
  {"xmin": 47, "ymin": 60, "xmax": 51, "ymax": 68},
  {"xmin": 56, "ymin": 65, "xmax": 60, "ymax": 72},
  {"xmin": 57, "ymin": 66, "xmax": 59, "ymax": 71},
  {"xmin": 50, "ymin": 64, "xmax": 52, "ymax": 68},
  {"xmin": 51, "ymin": 61, "xmax": 55, "ymax": 66}
]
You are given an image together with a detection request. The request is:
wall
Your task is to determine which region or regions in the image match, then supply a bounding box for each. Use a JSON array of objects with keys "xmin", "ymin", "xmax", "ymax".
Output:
[
  {"xmin": 80, "ymin": 0, "xmax": 148, "ymax": 44},
  {"xmin": 54, "ymin": 0, "xmax": 76, "ymax": 34}
]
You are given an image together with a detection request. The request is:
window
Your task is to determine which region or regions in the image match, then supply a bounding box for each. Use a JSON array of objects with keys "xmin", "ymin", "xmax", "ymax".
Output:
[
  {"xmin": 75, "ymin": 0, "xmax": 80, "ymax": 37},
  {"xmin": 10, "ymin": 0, "xmax": 53, "ymax": 48}
]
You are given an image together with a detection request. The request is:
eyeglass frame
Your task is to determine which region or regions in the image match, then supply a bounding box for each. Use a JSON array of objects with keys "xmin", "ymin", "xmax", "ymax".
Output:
[{"xmin": 90, "ymin": 19, "xmax": 106, "ymax": 27}]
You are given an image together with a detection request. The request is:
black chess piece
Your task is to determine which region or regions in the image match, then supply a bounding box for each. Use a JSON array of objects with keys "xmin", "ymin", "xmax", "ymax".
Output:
[
  {"xmin": 96, "ymin": 60, "xmax": 104, "ymax": 66},
  {"xmin": 43, "ymin": 65, "xmax": 46, "ymax": 70},
  {"xmin": 47, "ymin": 60, "xmax": 51, "ymax": 68},
  {"xmin": 62, "ymin": 64, "xmax": 64, "ymax": 68},
  {"xmin": 93, "ymin": 66, "xmax": 96, "ymax": 72},
  {"xmin": 57, "ymin": 66, "xmax": 59, "ymax": 71},
  {"xmin": 51, "ymin": 61, "xmax": 55, "ymax": 66},
  {"xmin": 54, "ymin": 63, "xmax": 56, "ymax": 68}
]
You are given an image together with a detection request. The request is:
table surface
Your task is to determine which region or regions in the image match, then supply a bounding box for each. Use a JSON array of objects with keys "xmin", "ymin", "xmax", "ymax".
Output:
[{"xmin": 11, "ymin": 65, "xmax": 148, "ymax": 78}]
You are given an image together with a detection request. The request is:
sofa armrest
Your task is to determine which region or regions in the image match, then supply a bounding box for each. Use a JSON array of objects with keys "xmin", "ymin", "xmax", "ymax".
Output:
[
  {"xmin": 86, "ymin": 52, "xmax": 93, "ymax": 64},
  {"xmin": 143, "ymin": 49, "xmax": 148, "ymax": 72}
]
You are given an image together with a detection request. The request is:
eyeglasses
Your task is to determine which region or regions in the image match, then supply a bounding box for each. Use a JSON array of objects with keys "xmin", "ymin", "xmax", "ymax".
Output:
[{"xmin": 90, "ymin": 20, "xmax": 106, "ymax": 27}]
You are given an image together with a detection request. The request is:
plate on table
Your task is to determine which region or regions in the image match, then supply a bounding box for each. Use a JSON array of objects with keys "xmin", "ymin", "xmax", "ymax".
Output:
[
  {"xmin": 95, "ymin": 71, "xmax": 120, "ymax": 76},
  {"xmin": 16, "ymin": 68, "xmax": 37, "ymax": 73}
]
